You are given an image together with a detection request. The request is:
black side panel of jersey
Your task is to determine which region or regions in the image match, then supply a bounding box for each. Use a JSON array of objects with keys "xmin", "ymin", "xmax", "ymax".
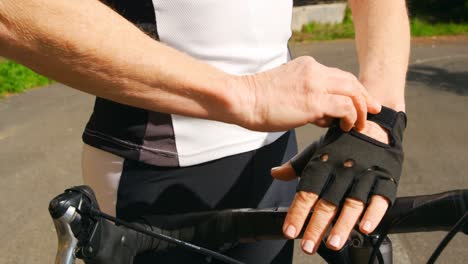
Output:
[
  {"xmin": 101, "ymin": 0, "xmax": 159, "ymax": 39},
  {"xmin": 83, "ymin": 1, "xmax": 177, "ymax": 164},
  {"xmin": 83, "ymin": 98, "xmax": 148, "ymax": 161}
]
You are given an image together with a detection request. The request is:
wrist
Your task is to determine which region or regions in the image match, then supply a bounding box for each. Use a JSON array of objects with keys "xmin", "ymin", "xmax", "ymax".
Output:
[
  {"xmin": 360, "ymin": 78, "xmax": 406, "ymax": 112},
  {"xmin": 222, "ymin": 74, "xmax": 259, "ymax": 129}
]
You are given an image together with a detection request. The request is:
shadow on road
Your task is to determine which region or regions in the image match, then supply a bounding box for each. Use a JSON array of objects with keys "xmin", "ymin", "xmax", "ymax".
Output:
[{"xmin": 407, "ymin": 65, "xmax": 468, "ymax": 95}]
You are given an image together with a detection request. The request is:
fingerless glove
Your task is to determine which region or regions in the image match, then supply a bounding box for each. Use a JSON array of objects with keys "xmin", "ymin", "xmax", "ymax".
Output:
[{"xmin": 292, "ymin": 106, "xmax": 407, "ymax": 206}]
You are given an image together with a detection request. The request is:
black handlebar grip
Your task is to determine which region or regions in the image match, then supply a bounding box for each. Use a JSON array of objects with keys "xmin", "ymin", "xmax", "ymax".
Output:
[
  {"xmin": 192, "ymin": 208, "xmax": 291, "ymax": 243},
  {"xmin": 374, "ymin": 189, "xmax": 468, "ymax": 235},
  {"xmin": 191, "ymin": 190, "xmax": 468, "ymax": 243},
  {"xmin": 83, "ymin": 220, "xmax": 137, "ymax": 264}
]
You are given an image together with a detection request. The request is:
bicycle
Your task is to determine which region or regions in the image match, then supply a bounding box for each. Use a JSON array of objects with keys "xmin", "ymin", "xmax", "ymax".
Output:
[{"xmin": 49, "ymin": 185, "xmax": 468, "ymax": 264}]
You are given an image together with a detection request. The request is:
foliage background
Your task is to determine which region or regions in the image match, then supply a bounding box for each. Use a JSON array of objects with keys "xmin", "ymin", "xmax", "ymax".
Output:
[
  {"xmin": 407, "ymin": 0, "xmax": 468, "ymax": 23},
  {"xmin": 294, "ymin": 0, "xmax": 468, "ymax": 23}
]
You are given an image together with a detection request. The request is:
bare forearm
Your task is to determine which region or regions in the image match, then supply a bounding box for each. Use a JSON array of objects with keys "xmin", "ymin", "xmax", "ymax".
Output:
[
  {"xmin": 349, "ymin": 0, "xmax": 410, "ymax": 111},
  {"xmin": 0, "ymin": 0, "xmax": 239, "ymax": 123}
]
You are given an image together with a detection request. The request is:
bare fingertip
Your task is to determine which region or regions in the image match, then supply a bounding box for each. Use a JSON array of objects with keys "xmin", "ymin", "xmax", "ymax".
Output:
[
  {"xmin": 284, "ymin": 225, "xmax": 297, "ymax": 238},
  {"xmin": 339, "ymin": 120, "xmax": 347, "ymax": 131},
  {"xmin": 370, "ymin": 103, "xmax": 382, "ymax": 114},
  {"xmin": 302, "ymin": 240, "xmax": 316, "ymax": 254},
  {"xmin": 361, "ymin": 220, "xmax": 372, "ymax": 233},
  {"xmin": 340, "ymin": 123, "xmax": 352, "ymax": 132},
  {"xmin": 355, "ymin": 121, "xmax": 366, "ymax": 131},
  {"xmin": 328, "ymin": 234, "xmax": 342, "ymax": 249},
  {"xmin": 270, "ymin": 167, "xmax": 283, "ymax": 177}
]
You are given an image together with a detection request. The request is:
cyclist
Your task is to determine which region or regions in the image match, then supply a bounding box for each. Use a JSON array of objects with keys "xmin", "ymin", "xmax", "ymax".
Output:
[{"xmin": 0, "ymin": 0, "xmax": 409, "ymax": 263}]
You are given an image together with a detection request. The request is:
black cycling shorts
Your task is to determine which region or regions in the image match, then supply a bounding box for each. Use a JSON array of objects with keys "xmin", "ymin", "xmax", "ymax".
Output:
[{"xmin": 114, "ymin": 131, "xmax": 298, "ymax": 264}]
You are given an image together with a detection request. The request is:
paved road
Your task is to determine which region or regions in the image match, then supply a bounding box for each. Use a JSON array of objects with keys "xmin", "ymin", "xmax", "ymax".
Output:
[
  {"xmin": 291, "ymin": 37, "xmax": 468, "ymax": 264},
  {"xmin": 0, "ymin": 37, "xmax": 467, "ymax": 264}
]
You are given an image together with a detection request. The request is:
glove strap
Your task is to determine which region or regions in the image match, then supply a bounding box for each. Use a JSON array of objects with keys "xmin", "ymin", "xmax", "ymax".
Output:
[{"xmin": 367, "ymin": 106, "xmax": 407, "ymax": 131}]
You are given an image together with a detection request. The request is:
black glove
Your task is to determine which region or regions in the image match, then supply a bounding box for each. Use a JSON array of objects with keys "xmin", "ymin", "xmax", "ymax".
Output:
[{"xmin": 291, "ymin": 106, "xmax": 407, "ymax": 206}]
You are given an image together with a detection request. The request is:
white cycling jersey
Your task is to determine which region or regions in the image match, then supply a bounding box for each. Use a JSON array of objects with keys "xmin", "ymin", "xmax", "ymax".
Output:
[{"xmin": 83, "ymin": 0, "xmax": 293, "ymax": 166}]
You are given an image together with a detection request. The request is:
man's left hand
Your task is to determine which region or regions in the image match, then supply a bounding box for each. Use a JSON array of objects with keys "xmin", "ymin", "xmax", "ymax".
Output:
[{"xmin": 271, "ymin": 120, "xmax": 396, "ymax": 253}]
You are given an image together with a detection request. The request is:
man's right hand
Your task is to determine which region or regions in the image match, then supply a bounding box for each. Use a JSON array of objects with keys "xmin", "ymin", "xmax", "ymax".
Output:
[{"xmin": 233, "ymin": 56, "xmax": 381, "ymax": 132}]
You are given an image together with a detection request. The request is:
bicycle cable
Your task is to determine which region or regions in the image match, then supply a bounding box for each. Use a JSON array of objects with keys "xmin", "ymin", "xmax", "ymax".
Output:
[
  {"xmin": 365, "ymin": 235, "xmax": 385, "ymax": 264},
  {"xmin": 427, "ymin": 211, "xmax": 468, "ymax": 264},
  {"xmin": 368, "ymin": 205, "xmax": 424, "ymax": 264},
  {"xmin": 77, "ymin": 208, "xmax": 245, "ymax": 264},
  {"xmin": 369, "ymin": 201, "xmax": 468, "ymax": 264}
]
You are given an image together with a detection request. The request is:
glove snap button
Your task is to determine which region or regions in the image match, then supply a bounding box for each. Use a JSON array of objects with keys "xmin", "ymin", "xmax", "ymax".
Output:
[
  {"xmin": 343, "ymin": 159, "xmax": 355, "ymax": 168},
  {"xmin": 319, "ymin": 153, "xmax": 329, "ymax": 162}
]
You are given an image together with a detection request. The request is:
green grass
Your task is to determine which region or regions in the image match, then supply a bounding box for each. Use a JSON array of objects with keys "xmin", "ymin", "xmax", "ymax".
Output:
[
  {"xmin": 297, "ymin": 6, "xmax": 354, "ymax": 41},
  {"xmin": 292, "ymin": 8, "xmax": 468, "ymax": 42},
  {"xmin": 411, "ymin": 18, "xmax": 468, "ymax": 36},
  {"xmin": 300, "ymin": 22, "xmax": 355, "ymax": 41},
  {"xmin": 0, "ymin": 60, "xmax": 53, "ymax": 98}
]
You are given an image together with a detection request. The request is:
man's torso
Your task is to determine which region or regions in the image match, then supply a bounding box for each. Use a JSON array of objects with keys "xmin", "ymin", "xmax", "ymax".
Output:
[{"xmin": 83, "ymin": 0, "xmax": 293, "ymax": 167}]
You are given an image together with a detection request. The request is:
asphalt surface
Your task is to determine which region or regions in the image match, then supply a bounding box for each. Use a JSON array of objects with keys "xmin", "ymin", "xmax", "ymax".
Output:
[{"xmin": 0, "ymin": 37, "xmax": 467, "ymax": 264}]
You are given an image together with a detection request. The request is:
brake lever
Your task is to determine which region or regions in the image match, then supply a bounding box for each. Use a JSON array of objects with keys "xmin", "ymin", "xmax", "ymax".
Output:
[
  {"xmin": 50, "ymin": 205, "xmax": 79, "ymax": 264},
  {"xmin": 49, "ymin": 186, "xmax": 101, "ymax": 264}
]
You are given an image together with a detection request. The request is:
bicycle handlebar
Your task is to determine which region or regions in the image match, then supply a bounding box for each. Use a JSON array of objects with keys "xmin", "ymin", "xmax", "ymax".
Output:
[
  {"xmin": 133, "ymin": 189, "xmax": 468, "ymax": 246},
  {"xmin": 49, "ymin": 186, "xmax": 468, "ymax": 264},
  {"xmin": 375, "ymin": 189, "xmax": 468, "ymax": 235}
]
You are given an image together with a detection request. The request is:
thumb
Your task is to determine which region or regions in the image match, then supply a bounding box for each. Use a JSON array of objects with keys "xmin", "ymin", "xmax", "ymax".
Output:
[{"xmin": 271, "ymin": 162, "xmax": 298, "ymax": 181}]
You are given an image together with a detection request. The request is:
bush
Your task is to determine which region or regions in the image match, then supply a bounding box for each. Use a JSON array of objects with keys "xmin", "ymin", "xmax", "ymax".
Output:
[
  {"xmin": 294, "ymin": 0, "xmax": 468, "ymax": 23},
  {"xmin": 294, "ymin": 0, "xmax": 345, "ymax": 6},
  {"xmin": 407, "ymin": 0, "xmax": 468, "ymax": 23}
]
